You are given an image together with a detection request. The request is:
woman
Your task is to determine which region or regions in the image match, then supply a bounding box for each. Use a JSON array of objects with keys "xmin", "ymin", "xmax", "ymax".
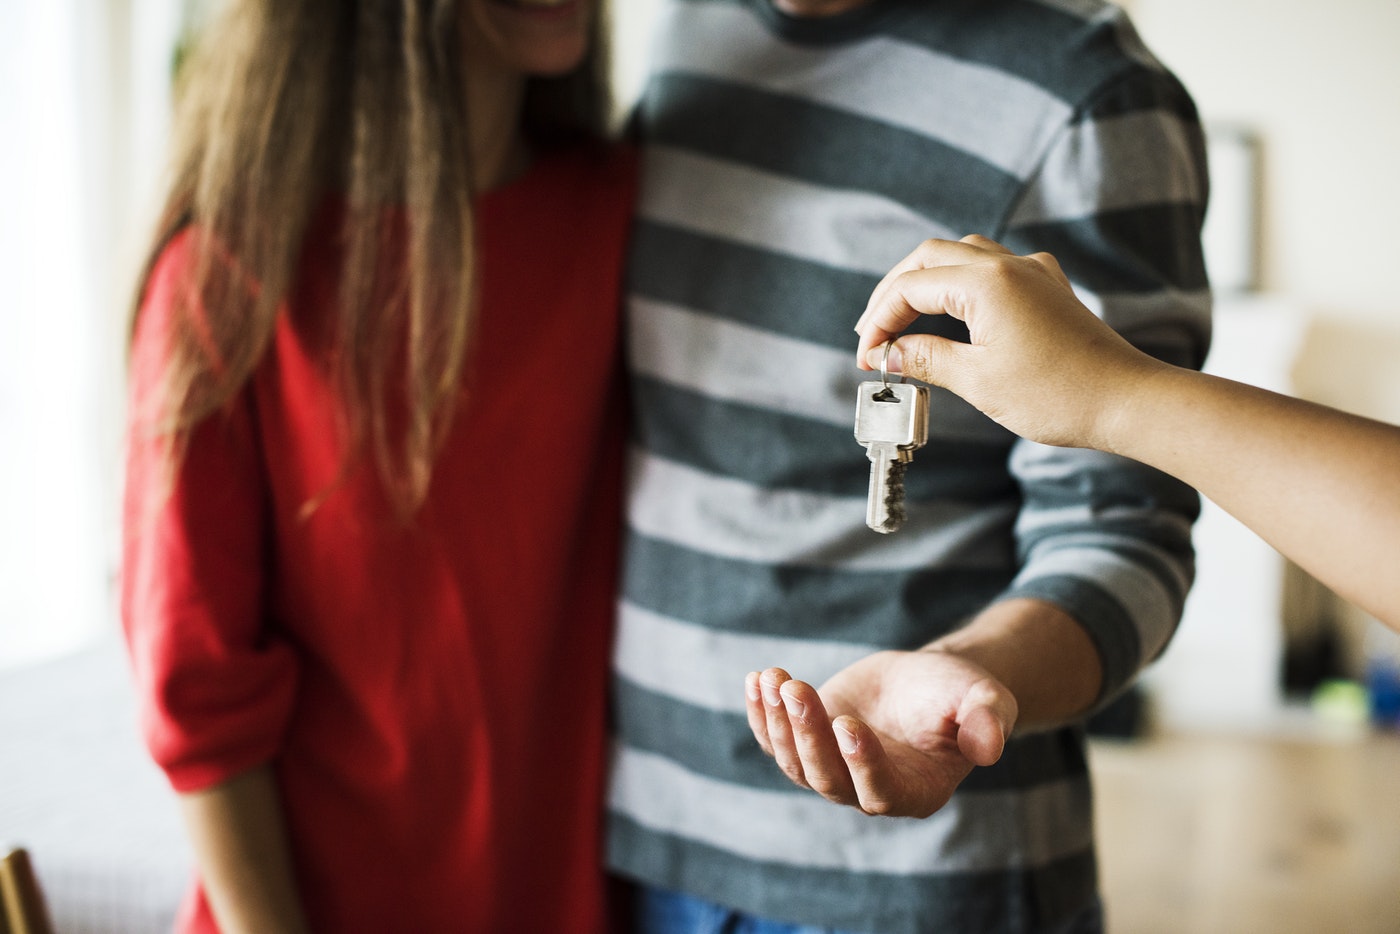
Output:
[{"xmin": 121, "ymin": 1, "xmax": 633, "ymax": 931}]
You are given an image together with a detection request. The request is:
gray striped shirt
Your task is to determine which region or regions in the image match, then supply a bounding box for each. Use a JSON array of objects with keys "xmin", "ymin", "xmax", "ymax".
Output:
[{"xmin": 608, "ymin": 0, "xmax": 1210, "ymax": 930}]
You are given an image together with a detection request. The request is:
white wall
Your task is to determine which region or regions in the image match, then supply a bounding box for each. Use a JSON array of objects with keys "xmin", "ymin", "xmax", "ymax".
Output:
[
  {"xmin": 0, "ymin": 0, "xmax": 181, "ymax": 668},
  {"xmin": 1, "ymin": 3, "xmax": 110, "ymax": 667}
]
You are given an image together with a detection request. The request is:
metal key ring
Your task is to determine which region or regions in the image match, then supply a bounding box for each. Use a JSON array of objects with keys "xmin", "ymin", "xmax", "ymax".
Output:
[{"xmin": 880, "ymin": 338, "xmax": 905, "ymax": 391}]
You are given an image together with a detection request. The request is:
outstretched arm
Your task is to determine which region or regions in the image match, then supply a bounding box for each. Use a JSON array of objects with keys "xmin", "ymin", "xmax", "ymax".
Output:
[{"xmin": 855, "ymin": 235, "xmax": 1400, "ymax": 630}]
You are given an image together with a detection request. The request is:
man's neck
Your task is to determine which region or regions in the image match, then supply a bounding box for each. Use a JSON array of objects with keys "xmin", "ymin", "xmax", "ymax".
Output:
[{"xmin": 770, "ymin": 0, "xmax": 877, "ymax": 17}]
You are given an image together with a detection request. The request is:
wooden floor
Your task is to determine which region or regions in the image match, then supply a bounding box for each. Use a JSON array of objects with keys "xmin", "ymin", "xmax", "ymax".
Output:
[{"xmin": 1090, "ymin": 727, "xmax": 1400, "ymax": 934}]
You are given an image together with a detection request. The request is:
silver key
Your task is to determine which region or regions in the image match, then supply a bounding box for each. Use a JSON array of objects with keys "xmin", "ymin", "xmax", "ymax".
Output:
[{"xmin": 854, "ymin": 380, "xmax": 929, "ymax": 534}]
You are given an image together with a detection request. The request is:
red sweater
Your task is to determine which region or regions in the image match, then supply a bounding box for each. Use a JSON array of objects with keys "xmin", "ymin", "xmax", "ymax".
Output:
[{"xmin": 121, "ymin": 146, "xmax": 635, "ymax": 933}]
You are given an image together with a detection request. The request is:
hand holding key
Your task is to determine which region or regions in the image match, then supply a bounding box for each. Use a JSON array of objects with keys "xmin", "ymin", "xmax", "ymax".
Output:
[{"xmin": 853, "ymin": 235, "xmax": 1160, "ymax": 452}]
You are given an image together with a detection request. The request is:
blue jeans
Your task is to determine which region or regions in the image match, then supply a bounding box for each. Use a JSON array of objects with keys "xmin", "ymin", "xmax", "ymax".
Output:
[{"xmin": 632, "ymin": 885, "xmax": 1105, "ymax": 934}]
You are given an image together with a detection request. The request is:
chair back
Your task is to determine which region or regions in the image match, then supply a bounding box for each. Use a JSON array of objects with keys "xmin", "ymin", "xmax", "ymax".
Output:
[{"xmin": 0, "ymin": 847, "xmax": 55, "ymax": 934}]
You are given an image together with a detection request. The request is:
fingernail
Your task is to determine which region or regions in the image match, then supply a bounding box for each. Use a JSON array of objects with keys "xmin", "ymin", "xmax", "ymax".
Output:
[
  {"xmin": 835, "ymin": 723, "xmax": 858, "ymax": 754},
  {"xmin": 745, "ymin": 673, "xmax": 760, "ymax": 702},
  {"xmin": 761, "ymin": 679, "xmax": 782, "ymax": 708},
  {"xmin": 781, "ymin": 690, "xmax": 806, "ymax": 720}
]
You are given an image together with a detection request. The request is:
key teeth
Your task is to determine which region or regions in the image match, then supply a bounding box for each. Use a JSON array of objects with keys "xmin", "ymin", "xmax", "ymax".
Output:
[
  {"xmin": 870, "ymin": 461, "xmax": 908, "ymax": 533},
  {"xmin": 884, "ymin": 461, "xmax": 907, "ymax": 531}
]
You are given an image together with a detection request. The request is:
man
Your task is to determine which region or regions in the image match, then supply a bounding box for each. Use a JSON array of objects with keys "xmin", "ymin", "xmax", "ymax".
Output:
[{"xmin": 608, "ymin": 0, "xmax": 1210, "ymax": 930}]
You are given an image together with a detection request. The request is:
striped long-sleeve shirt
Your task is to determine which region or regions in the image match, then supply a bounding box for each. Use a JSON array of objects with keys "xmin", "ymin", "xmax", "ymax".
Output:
[{"xmin": 608, "ymin": 1, "xmax": 1210, "ymax": 930}]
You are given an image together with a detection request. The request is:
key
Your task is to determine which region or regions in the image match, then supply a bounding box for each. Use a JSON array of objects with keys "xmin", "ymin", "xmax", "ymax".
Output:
[{"xmin": 854, "ymin": 380, "xmax": 929, "ymax": 534}]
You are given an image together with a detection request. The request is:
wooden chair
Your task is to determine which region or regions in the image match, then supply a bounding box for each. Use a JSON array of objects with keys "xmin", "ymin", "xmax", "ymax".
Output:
[{"xmin": 0, "ymin": 847, "xmax": 55, "ymax": 934}]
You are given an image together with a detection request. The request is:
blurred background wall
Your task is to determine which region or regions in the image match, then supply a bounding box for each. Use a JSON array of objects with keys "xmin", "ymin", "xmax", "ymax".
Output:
[{"xmin": 0, "ymin": 0, "xmax": 186, "ymax": 668}]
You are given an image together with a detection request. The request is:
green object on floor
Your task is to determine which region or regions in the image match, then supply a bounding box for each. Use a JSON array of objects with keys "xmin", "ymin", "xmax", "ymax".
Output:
[{"xmin": 1310, "ymin": 678, "xmax": 1370, "ymax": 725}]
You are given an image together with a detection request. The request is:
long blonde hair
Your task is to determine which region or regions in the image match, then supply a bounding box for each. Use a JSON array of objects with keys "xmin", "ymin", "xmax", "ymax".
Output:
[{"xmin": 133, "ymin": 0, "xmax": 611, "ymax": 512}]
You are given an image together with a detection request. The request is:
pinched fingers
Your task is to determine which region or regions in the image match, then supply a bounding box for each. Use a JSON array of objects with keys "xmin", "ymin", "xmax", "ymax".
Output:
[
  {"xmin": 855, "ymin": 263, "xmax": 983, "ymax": 368},
  {"xmin": 855, "ymin": 236, "xmax": 1019, "ymax": 365},
  {"xmin": 1025, "ymin": 249, "xmax": 1071, "ymax": 288},
  {"xmin": 855, "ymin": 246, "xmax": 937, "ymax": 340},
  {"xmin": 957, "ymin": 233, "xmax": 1011, "ymax": 251},
  {"xmin": 861, "ymin": 330, "xmax": 970, "ymax": 392}
]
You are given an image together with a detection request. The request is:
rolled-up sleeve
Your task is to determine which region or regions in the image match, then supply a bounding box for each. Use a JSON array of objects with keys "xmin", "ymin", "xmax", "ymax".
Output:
[{"xmin": 121, "ymin": 233, "xmax": 300, "ymax": 792}]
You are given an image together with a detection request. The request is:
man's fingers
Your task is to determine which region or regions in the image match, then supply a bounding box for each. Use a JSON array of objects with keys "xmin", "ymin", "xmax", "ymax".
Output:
[
  {"xmin": 759, "ymin": 668, "xmax": 810, "ymax": 789},
  {"xmin": 956, "ymin": 678, "xmax": 1018, "ymax": 767},
  {"xmin": 745, "ymin": 671, "xmax": 773, "ymax": 757},
  {"xmin": 778, "ymin": 680, "xmax": 859, "ymax": 806},
  {"xmin": 831, "ymin": 716, "xmax": 913, "ymax": 817},
  {"xmin": 957, "ymin": 705, "xmax": 1008, "ymax": 767}
]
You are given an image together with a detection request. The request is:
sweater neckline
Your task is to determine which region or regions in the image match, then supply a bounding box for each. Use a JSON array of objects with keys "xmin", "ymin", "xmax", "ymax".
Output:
[{"xmin": 744, "ymin": 0, "xmax": 924, "ymax": 44}]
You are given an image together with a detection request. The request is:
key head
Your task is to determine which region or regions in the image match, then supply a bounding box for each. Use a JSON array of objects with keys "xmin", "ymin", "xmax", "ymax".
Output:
[{"xmin": 854, "ymin": 381, "xmax": 929, "ymax": 449}]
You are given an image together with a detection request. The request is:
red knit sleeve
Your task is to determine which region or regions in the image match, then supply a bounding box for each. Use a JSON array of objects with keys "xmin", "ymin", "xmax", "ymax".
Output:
[{"xmin": 121, "ymin": 230, "xmax": 300, "ymax": 793}]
